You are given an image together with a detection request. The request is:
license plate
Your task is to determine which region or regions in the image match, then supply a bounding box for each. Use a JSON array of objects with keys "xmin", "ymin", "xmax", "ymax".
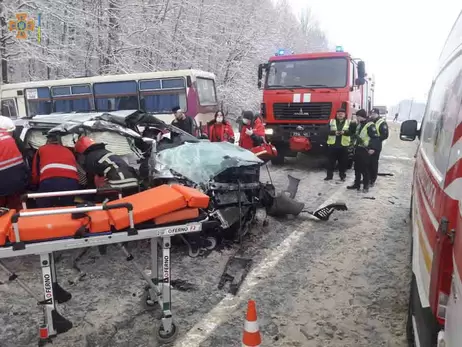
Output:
[{"xmin": 291, "ymin": 132, "xmax": 302, "ymax": 137}]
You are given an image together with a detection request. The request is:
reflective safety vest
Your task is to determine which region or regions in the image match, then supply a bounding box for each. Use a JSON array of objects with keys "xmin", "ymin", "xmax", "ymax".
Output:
[
  {"xmin": 357, "ymin": 122, "xmax": 374, "ymax": 147},
  {"xmin": 375, "ymin": 118, "xmax": 386, "ymax": 136},
  {"xmin": 32, "ymin": 144, "xmax": 79, "ymax": 184},
  {"xmin": 0, "ymin": 132, "xmax": 24, "ymax": 172},
  {"xmin": 327, "ymin": 119, "xmax": 351, "ymax": 146}
]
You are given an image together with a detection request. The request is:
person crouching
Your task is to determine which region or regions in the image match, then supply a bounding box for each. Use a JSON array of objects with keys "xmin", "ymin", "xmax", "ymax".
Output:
[{"xmin": 31, "ymin": 133, "xmax": 80, "ymax": 208}]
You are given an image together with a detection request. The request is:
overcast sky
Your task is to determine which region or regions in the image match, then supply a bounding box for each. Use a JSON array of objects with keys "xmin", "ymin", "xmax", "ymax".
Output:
[{"xmin": 288, "ymin": 0, "xmax": 461, "ymax": 107}]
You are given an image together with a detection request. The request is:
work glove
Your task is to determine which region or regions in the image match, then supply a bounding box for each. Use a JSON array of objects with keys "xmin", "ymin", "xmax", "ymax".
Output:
[{"xmin": 245, "ymin": 128, "xmax": 253, "ymax": 136}]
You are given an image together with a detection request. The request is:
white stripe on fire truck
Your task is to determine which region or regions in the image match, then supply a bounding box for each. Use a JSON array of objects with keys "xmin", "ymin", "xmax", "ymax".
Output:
[
  {"xmin": 293, "ymin": 94, "xmax": 301, "ymax": 103},
  {"xmin": 303, "ymin": 93, "xmax": 311, "ymax": 102}
]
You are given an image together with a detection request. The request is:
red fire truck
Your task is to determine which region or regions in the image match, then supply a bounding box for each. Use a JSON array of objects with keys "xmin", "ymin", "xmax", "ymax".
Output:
[{"xmin": 257, "ymin": 49, "xmax": 374, "ymax": 164}]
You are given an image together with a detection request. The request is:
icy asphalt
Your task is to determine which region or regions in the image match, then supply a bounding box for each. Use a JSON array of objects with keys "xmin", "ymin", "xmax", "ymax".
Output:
[{"xmin": 0, "ymin": 123, "xmax": 418, "ymax": 347}]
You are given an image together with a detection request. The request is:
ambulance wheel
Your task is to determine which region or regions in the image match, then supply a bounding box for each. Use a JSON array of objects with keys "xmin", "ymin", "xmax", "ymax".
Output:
[
  {"xmin": 156, "ymin": 322, "xmax": 178, "ymax": 344},
  {"xmin": 205, "ymin": 236, "xmax": 217, "ymax": 250}
]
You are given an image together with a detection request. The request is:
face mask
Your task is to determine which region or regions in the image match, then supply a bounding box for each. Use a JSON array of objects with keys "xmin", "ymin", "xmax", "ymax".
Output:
[
  {"xmin": 216, "ymin": 116, "xmax": 223, "ymax": 123},
  {"xmin": 242, "ymin": 118, "xmax": 249, "ymax": 125}
]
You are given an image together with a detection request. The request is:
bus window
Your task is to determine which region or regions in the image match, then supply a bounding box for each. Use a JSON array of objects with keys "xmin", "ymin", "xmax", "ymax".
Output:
[
  {"xmin": 139, "ymin": 78, "xmax": 187, "ymax": 113},
  {"xmin": 51, "ymin": 84, "xmax": 93, "ymax": 113},
  {"xmin": 25, "ymin": 87, "xmax": 52, "ymax": 117},
  {"xmin": 1, "ymin": 99, "xmax": 18, "ymax": 119},
  {"xmin": 196, "ymin": 77, "xmax": 217, "ymax": 106},
  {"xmin": 94, "ymin": 81, "xmax": 139, "ymax": 111}
]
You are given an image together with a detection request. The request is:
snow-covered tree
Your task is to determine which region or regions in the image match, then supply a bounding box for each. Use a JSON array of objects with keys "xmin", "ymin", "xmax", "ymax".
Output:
[{"xmin": 1, "ymin": 0, "xmax": 329, "ymax": 114}]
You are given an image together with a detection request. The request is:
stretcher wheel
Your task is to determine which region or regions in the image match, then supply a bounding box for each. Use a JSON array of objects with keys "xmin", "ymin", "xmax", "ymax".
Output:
[
  {"xmin": 205, "ymin": 237, "xmax": 217, "ymax": 250},
  {"xmin": 156, "ymin": 322, "xmax": 178, "ymax": 344}
]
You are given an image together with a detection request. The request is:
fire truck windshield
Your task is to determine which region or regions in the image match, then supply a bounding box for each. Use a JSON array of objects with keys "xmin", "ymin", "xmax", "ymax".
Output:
[{"xmin": 265, "ymin": 57, "xmax": 348, "ymax": 89}]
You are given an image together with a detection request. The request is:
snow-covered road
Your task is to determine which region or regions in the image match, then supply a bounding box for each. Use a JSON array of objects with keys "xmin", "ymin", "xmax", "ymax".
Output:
[{"xmin": 0, "ymin": 123, "xmax": 418, "ymax": 347}]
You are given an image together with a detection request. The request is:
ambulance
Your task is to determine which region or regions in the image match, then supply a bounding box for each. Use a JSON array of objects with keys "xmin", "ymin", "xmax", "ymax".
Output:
[{"xmin": 399, "ymin": 10, "xmax": 462, "ymax": 347}]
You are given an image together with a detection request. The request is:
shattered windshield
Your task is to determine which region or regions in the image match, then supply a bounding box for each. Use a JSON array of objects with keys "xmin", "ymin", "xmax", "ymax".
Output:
[{"xmin": 156, "ymin": 141, "xmax": 262, "ymax": 184}]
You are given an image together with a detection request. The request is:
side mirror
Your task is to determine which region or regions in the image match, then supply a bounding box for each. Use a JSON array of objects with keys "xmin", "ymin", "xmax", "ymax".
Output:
[
  {"xmin": 357, "ymin": 61, "xmax": 366, "ymax": 79},
  {"xmin": 258, "ymin": 81, "xmax": 262, "ymax": 89},
  {"xmin": 400, "ymin": 120, "xmax": 419, "ymax": 141},
  {"xmin": 355, "ymin": 77, "xmax": 365, "ymax": 86},
  {"xmin": 258, "ymin": 64, "xmax": 264, "ymax": 80}
]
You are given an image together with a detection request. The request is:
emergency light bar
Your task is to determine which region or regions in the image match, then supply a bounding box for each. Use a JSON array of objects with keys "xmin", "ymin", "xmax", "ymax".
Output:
[{"xmin": 336, "ymin": 46, "xmax": 344, "ymax": 52}]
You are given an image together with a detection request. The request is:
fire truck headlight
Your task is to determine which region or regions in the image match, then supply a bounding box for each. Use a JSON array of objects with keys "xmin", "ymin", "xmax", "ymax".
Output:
[{"xmin": 265, "ymin": 128, "xmax": 274, "ymax": 135}]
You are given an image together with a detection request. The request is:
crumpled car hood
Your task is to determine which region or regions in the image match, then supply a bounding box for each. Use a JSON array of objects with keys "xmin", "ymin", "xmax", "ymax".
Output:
[{"xmin": 156, "ymin": 141, "xmax": 262, "ymax": 184}]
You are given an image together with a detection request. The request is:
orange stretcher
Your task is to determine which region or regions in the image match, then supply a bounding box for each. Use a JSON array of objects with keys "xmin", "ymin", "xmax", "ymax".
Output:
[{"xmin": 0, "ymin": 184, "xmax": 217, "ymax": 345}]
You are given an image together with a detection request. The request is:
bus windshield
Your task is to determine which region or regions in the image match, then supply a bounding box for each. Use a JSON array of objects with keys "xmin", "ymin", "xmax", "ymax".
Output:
[{"xmin": 265, "ymin": 57, "xmax": 348, "ymax": 89}]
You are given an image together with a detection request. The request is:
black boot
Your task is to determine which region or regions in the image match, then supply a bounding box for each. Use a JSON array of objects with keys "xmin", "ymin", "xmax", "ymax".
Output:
[
  {"xmin": 324, "ymin": 176, "xmax": 333, "ymax": 181},
  {"xmin": 347, "ymin": 183, "xmax": 360, "ymax": 190}
]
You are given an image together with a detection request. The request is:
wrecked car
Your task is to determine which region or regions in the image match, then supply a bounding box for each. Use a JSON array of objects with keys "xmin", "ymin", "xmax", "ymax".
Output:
[{"xmin": 18, "ymin": 110, "xmax": 275, "ymax": 257}]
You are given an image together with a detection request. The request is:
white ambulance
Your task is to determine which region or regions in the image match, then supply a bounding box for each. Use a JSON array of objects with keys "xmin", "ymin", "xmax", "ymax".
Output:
[{"xmin": 400, "ymin": 10, "xmax": 462, "ymax": 347}]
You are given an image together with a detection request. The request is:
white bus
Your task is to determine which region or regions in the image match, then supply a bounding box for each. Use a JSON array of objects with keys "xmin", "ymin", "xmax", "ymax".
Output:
[{"xmin": 0, "ymin": 69, "xmax": 219, "ymax": 126}]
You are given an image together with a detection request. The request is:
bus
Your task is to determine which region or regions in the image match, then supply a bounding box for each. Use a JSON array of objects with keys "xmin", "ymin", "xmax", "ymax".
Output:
[{"xmin": 0, "ymin": 69, "xmax": 219, "ymax": 127}]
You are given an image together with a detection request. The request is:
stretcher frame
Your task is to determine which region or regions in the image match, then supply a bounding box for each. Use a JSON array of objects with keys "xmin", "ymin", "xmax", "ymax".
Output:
[{"xmin": 0, "ymin": 188, "xmax": 212, "ymax": 344}]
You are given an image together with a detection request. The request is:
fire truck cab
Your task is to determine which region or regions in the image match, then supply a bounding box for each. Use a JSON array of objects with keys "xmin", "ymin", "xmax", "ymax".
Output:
[
  {"xmin": 257, "ymin": 49, "xmax": 373, "ymax": 164},
  {"xmin": 399, "ymin": 10, "xmax": 462, "ymax": 347}
]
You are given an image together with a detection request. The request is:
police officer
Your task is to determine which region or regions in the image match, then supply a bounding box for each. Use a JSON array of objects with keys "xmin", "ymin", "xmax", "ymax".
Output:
[
  {"xmin": 347, "ymin": 109, "xmax": 380, "ymax": 193},
  {"xmin": 368, "ymin": 108, "xmax": 389, "ymax": 187},
  {"xmin": 238, "ymin": 111, "xmax": 266, "ymax": 150},
  {"xmin": 324, "ymin": 108, "xmax": 357, "ymax": 181},
  {"xmin": 74, "ymin": 136, "xmax": 139, "ymax": 193},
  {"xmin": 31, "ymin": 133, "xmax": 80, "ymax": 208},
  {"xmin": 0, "ymin": 116, "xmax": 28, "ymax": 209}
]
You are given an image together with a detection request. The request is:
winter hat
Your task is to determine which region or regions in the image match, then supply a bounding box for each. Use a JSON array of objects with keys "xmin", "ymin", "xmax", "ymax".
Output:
[
  {"xmin": 356, "ymin": 109, "xmax": 368, "ymax": 119},
  {"xmin": 242, "ymin": 111, "xmax": 254, "ymax": 120},
  {"xmin": 336, "ymin": 108, "xmax": 346, "ymax": 113}
]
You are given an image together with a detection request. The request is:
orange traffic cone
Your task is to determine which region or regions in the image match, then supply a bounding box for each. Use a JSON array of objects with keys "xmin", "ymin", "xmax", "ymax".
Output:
[{"xmin": 242, "ymin": 300, "xmax": 262, "ymax": 347}]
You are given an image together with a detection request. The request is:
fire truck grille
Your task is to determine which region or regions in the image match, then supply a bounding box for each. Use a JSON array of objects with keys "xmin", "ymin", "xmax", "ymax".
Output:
[{"xmin": 273, "ymin": 102, "xmax": 332, "ymax": 120}]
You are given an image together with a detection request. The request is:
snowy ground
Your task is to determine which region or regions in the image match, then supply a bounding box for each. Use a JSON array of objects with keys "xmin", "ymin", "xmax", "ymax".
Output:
[{"xmin": 0, "ymin": 123, "xmax": 418, "ymax": 347}]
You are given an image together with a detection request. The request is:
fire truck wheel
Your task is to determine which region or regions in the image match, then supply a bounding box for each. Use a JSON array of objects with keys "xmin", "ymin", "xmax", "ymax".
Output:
[{"xmin": 271, "ymin": 153, "xmax": 285, "ymax": 165}]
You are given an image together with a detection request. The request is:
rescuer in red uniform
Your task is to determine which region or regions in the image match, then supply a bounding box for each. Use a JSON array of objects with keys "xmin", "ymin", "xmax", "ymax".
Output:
[
  {"xmin": 239, "ymin": 111, "xmax": 266, "ymax": 150},
  {"xmin": 0, "ymin": 116, "xmax": 28, "ymax": 209},
  {"xmin": 207, "ymin": 111, "xmax": 235, "ymax": 143},
  {"xmin": 31, "ymin": 133, "xmax": 80, "ymax": 208}
]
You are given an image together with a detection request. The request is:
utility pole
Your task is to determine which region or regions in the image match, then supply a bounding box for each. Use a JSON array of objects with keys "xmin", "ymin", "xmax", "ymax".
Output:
[{"xmin": 408, "ymin": 98, "xmax": 414, "ymax": 120}]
